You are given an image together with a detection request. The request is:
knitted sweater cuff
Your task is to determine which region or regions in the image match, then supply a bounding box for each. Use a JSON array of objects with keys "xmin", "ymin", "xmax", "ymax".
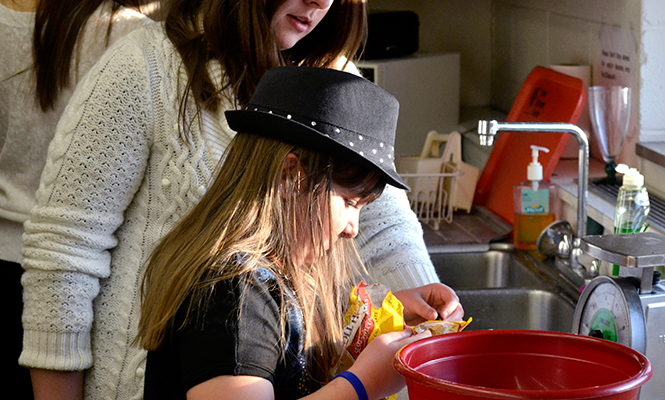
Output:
[
  {"xmin": 373, "ymin": 257, "xmax": 441, "ymax": 291},
  {"xmin": 19, "ymin": 329, "xmax": 93, "ymax": 371}
]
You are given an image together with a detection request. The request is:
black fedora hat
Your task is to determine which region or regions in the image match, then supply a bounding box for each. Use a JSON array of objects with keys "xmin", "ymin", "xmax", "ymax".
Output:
[{"xmin": 225, "ymin": 66, "xmax": 409, "ymax": 190}]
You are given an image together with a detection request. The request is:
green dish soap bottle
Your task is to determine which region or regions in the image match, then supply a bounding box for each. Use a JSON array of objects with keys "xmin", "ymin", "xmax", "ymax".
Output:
[
  {"xmin": 613, "ymin": 164, "xmax": 650, "ymax": 274},
  {"xmin": 513, "ymin": 145, "xmax": 556, "ymax": 250}
]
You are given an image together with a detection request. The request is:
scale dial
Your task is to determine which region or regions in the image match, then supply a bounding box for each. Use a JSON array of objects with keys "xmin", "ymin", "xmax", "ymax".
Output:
[{"xmin": 572, "ymin": 276, "xmax": 646, "ymax": 353}]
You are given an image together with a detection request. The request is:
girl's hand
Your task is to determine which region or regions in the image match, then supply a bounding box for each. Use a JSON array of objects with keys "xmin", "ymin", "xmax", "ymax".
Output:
[
  {"xmin": 347, "ymin": 329, "xmax": 431, "ymax": 399},
  {"xmin": 394, "ymin": 283, "xmax": 464, "ymax": 325}
]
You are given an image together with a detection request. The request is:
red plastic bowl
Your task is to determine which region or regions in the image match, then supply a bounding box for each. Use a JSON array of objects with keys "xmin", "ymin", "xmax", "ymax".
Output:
[{"xmin": 394, "ymin": 329, "xmax": 652, "ymax": 400}]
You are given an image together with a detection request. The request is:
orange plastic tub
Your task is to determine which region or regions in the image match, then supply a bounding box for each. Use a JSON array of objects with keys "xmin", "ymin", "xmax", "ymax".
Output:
[{"xmin": 394, "ymin": 330, "xmax": 652, "ymax": 400}]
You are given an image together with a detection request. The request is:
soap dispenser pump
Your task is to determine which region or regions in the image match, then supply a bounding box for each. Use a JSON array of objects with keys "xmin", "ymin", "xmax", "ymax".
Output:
[
  {"xmin": 527, "ymin": 145, "xmax": 547, "ymax": 189},
  {"xmin": 513, "ymin": 145, "xmax": 556, "ymax": 250}
]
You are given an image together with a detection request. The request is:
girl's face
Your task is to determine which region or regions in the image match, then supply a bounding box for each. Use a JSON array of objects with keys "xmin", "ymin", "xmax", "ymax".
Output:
[
  {"xmin": 296, "ymin": 182, "xmax": 364, "ymax": 265},
  {"xmin": 271, "ymin": 0, "xmax": 334, "ymax": 50}
]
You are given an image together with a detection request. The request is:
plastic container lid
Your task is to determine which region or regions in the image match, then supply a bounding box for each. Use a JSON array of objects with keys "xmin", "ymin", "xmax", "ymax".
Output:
[{"xmin": 616, "ymin": 163, "xmax": 644, "ymax": 188}]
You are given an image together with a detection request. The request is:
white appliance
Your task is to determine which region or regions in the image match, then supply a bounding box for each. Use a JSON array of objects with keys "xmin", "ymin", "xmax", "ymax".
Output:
[{"xmin": 358, "ymin": 52, "xmax": 460, "ymax": 156}]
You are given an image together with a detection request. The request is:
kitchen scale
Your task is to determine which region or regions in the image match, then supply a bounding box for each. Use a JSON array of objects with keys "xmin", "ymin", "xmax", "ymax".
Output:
[{"xmin": 572, "ymin": 232, "xmax": 665, "ymax": 400}]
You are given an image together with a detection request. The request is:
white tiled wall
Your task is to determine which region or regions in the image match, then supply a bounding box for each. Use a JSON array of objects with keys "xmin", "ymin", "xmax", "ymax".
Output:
[
  {"xmin": 490, "ymin": 1, "xmax": 639, "ymax": 111},
  {"xmin": 491, "ymin": 0, "xmax": 641, "ymax": 165}
]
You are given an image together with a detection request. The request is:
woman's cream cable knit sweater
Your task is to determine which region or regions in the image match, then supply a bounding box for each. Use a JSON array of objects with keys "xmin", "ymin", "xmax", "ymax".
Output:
[{"xmin": 20, "ymin": 23, "xmax": 438, "ymax": 400}]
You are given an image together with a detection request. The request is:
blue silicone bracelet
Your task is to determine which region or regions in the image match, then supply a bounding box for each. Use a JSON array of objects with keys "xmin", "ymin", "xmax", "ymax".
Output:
[{"xmin": 334, "ymin": 371, "xmax": 368, "ymax": 400}]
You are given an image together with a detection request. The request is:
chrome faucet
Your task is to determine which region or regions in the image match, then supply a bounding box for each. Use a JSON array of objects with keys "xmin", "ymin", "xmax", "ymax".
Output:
[
  {"xmin": 477, "ymin": 120, "xmax": 589, "ymax": 239},
  {"xmin": 478, "ymin": 120, "xmax": 591, "ymax": 287}
]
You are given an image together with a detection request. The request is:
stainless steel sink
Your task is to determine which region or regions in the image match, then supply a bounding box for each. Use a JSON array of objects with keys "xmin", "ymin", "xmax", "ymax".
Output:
[
  {"xmin": 429, "ymin": 243, "xmax": 580, "ymax": 333},
  {"xmin": 456, "ymin": 288, "xmax": 576, "ymax": 332},
  {"xmin": 430, "ymin": 248, "xmax": 542, "ymax": 289}
]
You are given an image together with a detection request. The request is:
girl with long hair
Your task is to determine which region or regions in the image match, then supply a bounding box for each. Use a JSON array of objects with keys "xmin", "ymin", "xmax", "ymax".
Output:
[
  {"xmin": 138, "ymin": 66, "xmax": 437, "ymax": 400},
  {"xmin": 1, "ymin": 0, "xmax": 150, "ymax": 398},
  {"xmin": 20, "ymin": 0, "xmax": 462, "ymax": 399}
]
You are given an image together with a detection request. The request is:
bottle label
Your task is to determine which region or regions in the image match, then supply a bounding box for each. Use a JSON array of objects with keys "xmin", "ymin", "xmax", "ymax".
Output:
[
  {"xmin": 635, "ymin": 191, "xmax": 650, "ymax": 207},
  {"xmin": 521, "ymin": 188, "xmax": 549, "ymax": 214},
  {"xmin": 614, "ymin": 188, "xmax": 650, "ymax": 234}
]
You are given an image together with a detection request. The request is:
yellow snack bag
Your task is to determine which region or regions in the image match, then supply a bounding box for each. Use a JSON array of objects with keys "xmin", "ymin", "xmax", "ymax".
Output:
[
  {"xmin": 411, "ymin": 317, "xmax": 473, "ymax": 335},
  {"xmin": 333, "ymin": 282, "xmax": 472, "ymax": 400},
  {"xmin": 338, "ymin": 282, "xmax": 405, "ymax": 364},
  {"xmin": 334, "ymin": 282, "xmax": 405, "ymax": 399}
]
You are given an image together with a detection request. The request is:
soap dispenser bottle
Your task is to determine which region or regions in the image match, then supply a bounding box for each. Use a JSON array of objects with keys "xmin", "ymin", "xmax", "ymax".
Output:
[{"xmin": 513, "ymin": 145, "xmax": 556, "ymax": 250}]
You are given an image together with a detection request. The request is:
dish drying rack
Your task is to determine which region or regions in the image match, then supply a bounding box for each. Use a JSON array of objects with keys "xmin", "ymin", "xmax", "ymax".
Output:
[{"xmin": 396, "ymin": 131, "xmax": 480, "ymax": 230}]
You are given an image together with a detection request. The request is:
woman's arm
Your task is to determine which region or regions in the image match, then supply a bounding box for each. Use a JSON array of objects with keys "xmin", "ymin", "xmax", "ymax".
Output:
[
  {"xmin": 20, "ymin": 34, "xmax": 153, "ymax": 377},
  {"xmin": 356, "ymin": 185, "xmax": 440, "ymax": 290}
]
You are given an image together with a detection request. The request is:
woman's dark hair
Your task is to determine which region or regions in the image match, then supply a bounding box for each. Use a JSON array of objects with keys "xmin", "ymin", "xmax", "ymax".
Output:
[
  {"xmin": 33, "ymin": 0, "xmax": 147, "ymax": 111},
  {"xmin": 163, "ymin": 0, "xmax": 367, "ymax": 113}
]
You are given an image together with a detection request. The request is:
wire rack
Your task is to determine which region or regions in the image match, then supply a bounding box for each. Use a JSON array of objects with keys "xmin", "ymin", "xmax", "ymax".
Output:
[
  {"xmin": 396, "ymin": 130, "xmax": 478, "ymax": 230},
  {"xmin": 399, "ymin": 164, "xmax": 462, "ymax": 230}
]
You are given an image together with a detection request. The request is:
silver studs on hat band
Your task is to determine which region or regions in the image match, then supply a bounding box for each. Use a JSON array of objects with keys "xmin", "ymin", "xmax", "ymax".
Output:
[{"xmin": 246, "ymin": 105, "xmax": 397, "ymax": 171}]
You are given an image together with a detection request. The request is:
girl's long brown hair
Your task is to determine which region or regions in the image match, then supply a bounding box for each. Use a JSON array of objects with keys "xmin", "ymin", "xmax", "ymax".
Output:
[
  {"xmin": 162, "ymin": 0, "xmax": 367, "ymax": 113},
  {"xmin": 33, "ymin": 0, "xmax": 148, "ymax": 111},
  {"xmin": 138, "ymin": 133, "xmax": 385, "ymax": 382}
]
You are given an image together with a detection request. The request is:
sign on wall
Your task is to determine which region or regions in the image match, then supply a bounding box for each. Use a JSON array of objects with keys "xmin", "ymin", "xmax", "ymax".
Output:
[{"xmin": 594, "ymin": 25, "xmax": 636, "ymax": 88}]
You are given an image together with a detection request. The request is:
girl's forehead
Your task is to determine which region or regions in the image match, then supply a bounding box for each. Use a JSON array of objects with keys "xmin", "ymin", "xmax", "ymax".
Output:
[{"xmin": 331, "ymin": 182, "xmax": 362, "ymax": 198}]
